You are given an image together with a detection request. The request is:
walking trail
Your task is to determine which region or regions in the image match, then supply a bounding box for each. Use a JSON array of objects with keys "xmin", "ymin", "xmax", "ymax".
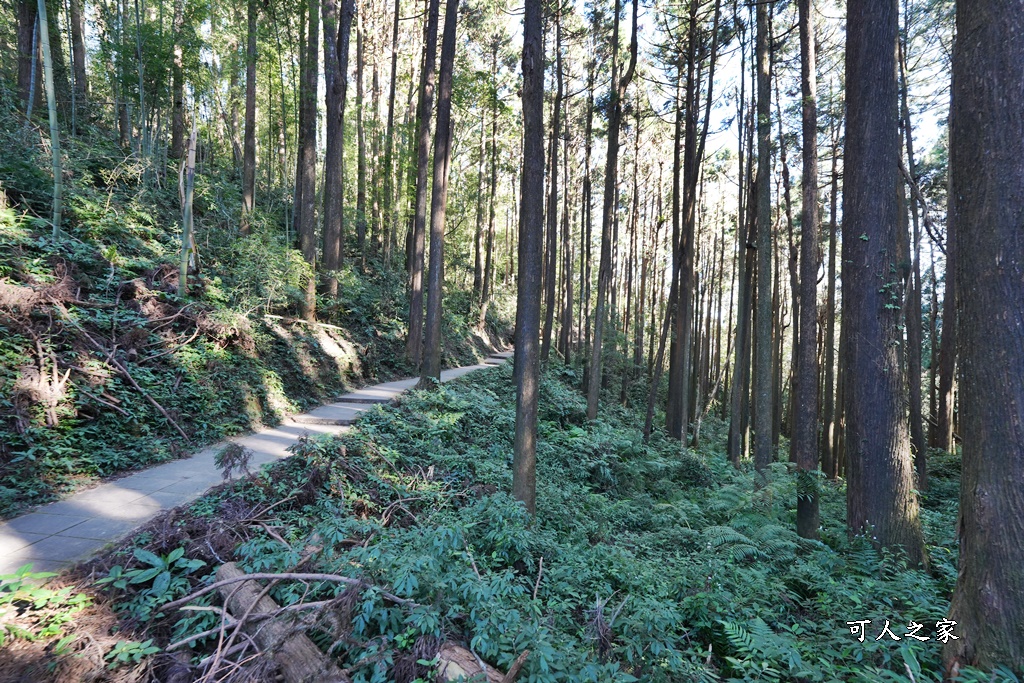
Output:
[{"xmin": 0, "ymin": 352, "xmax": 513, "ymax": 575}]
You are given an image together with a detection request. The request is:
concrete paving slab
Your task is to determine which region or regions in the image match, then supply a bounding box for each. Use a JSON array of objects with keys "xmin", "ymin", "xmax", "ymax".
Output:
[
  {"xmin": 58, "ymin": 517, "xmax": 139, "ymax": 542},
  {"xmin": 0, "ymin": 530, "xmax": 47, "ymax": 554},
  {"xmin": 6, "ymin": 513, "xmax": 89, "ymax": 536},
  {"xmin": 289, "ymin": 403, "xmax": 369, "ymax": 426},
  {"xmin": 20, "ymin": 535, "xmax": 103, "ymax": 562}
]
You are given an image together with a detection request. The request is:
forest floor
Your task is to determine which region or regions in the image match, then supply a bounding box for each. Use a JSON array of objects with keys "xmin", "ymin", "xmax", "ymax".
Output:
[{"xmin": 0, "ymin": 361, "xmax": 985, "ymax": 683}]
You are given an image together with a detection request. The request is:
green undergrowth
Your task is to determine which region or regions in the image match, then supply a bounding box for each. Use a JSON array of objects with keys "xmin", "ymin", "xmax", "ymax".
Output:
[
  {"xmin": 0, "ymin": 115, "xmax": 512, "ymax": 518},
  {"xmin": 72, "ymin": 362, "xmax": 994, "ymax": 683}
]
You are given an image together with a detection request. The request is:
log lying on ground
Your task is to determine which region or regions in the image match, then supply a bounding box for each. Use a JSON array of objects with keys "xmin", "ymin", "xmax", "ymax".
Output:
[
  {"xmin": 216, "ymin": 562, "xmax": 349, "ymax": 683},
  {"xmin": 437, "ymin": 643, "xmax": 530, "ymax": 683}
]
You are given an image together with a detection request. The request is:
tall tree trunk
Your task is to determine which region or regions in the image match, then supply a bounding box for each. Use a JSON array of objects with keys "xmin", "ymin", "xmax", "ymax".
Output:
[
  {"xmin": 753, "ymin": 0, "xmax": 773, "ymax": 474},
  {"xmin": 842, "ymin": 0, "xmax": 925, "ymax": 565},
  {"xmin": 355, "ymin": 8, "xmax": 367, "ymax": 263},
  {"xmin": 296, "ymin": 0, "xmax": 319, "ymax": 320},
  {"xmin": 540, "ymin": 13, "xmax": 563, "ymax": 362},
  {"xmin": 558, "ymin": 104, "xmax": 573, "ymax": 362},
  {"xmin": 240, "ymin": 0, "xmax": 257, "ymax": 234},
  {"xmin": 179, "ymin": 123, "xmax": 196, "ymax": 296},
  {"xmin": 580, "ymin": 52, "xmax": 595, "ymax": 382},
  {"xmin": 419, "ymin": 0, "xmax": 459, "ymax": 384},
  {"xmin": 727, "ymin": 16, "xmax": 750, "ymax": 464},
  {"xmin": 17, "ymin": 0, "xmax": 39, "ymax": 111},
  {"xmin": 945, "ymin": 2, "xmax": 1024, "ymax": 670},
  {"xmin": 473, "ymin": 114, "xmax": 486, "ymax": 297},
  {"xmin": 899, "ymin": 31, "xmax": 927, "ymax": 488},
  {"xmin": 934, "ymin": 189, "xmax": 956, "ymax": 452},
  {"xmin": 512, "ymin": 0, "xmax": 543, "ymax": 515},
  {"xmin": 586, "ymin": 0, "xmax": 638, "ymax": 420},
  {"xmin": 381, "ymin": 0, "xmax": 400, "ymax": 261},
  {"xmin": 37, "ymin": 0, "xmax": 61, "ymax": 237},
  {"xmin": 405, "ymin": 0, "xmax": 440, "ymax": 367},
  {"xmin": 820, "ymin": 123, "xmax": 840, "ymax": 479},
  {"xmin": 478, "ymin": 41, "xmax": 499, "ymax": 329},
  {"xmin": 169, "ymin": 0, "xmax": 184, "ymax": 159},
  {"xmin": 793, "ymin": 0, "xmax": 819, "ymax": 539},
  {"xmin": 322, "ymin": 0, "xmax": 354, "ymax": 298},
  {"xmin": 68, "ymin": 0, "xmax": 87, "ymax": 114}
]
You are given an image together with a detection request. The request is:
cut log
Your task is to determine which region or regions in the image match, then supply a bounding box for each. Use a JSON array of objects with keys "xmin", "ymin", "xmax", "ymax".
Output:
[
  {"xmin": 437, "ymin": 644, "xmax": 529, "ymax": 683},
  {"xmin": 216, "ymin": 562, "xmax": 349, "ymax": 683}
]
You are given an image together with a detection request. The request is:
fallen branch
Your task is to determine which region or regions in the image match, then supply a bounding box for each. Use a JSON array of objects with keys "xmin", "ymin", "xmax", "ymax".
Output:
[
  {"xmin": 77, "ymin": 387, "xmax": 132, "ymax": 417},
  {"xmin": 163, "ymin": 570, "xmax": 418, "ymax": 614},
  {"xmin": 213, "ymin": 562, "xmax": 349, "ymax": 683},
  {"xmin": 52, "ymin": 301, "xmax": 190, "ymax": 442},
  {"xmin": 138, "ymin": 325, "xmax": 201, "ymax": 365}
]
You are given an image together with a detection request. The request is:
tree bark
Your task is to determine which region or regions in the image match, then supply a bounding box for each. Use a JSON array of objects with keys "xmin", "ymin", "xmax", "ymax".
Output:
[
  {"xmin": 842, "ymin": 0, "xmax": 925, "ymax": 565},
  {"xmin": 478, "ymin": 41, "xmax": 499, "ymax": 329},
  {"xmin": 944, "ymin": 1, "xmax": 1024, "ymax": 672},
  {"xmin": 355, "ymin": 8, "xmax": 367, "ymax": 263},
  {"xmin": 793, "ymin": 0, "xmax": 820, "ymax": 539},
  {"xmin": 170, "ymin": 0, "xmax": 184, "ymax": 158},
  {"xmin": 752, "ymin": 0, "xmax": 773, "ymax": 474},
  {"xmin": 512, "ymin": 0, "xmax": 543, "ymax": 516},
  {"xmin": 540, "ymin": 13, "xmax": 563, "ymax": 362},
  {"xmin": 820, "ymin": 124, "xmax": 840, "ymax": 479},
  {"xmin": 321, "ymin": 0, "xmax": 354, "ymax": 297},
  {"xmin": 899, "ymin": 32, "xmax": 927, "ymax": 489},
  {"xmin": 68, "ymin": 0, "xmax": 87, "ymax": 113},
  {"xmin": 295, "ymin": 0, "xmax": 319, "ymax": 320},
  {"xmin": 586, "ymin": 0, "xmax": 638, "ymax": 421},
  {"xmin": 37, "ymin": 0, "xmax": 61, "ymax": 237},
  {"xmin": 381, "ymin": 0, "xmax": 401, "ymax": 261},
  {"xmin": 419, "ymin": 0, "xmax": 459, "ymax": 384},
  {"xmin": 240, "ymin": 0, "xmax": 257, "ymax": 234},
  {"xmin": 17, "ymin": 0, "xmax": 39, "ymax": 111},
  {"xmin": 405, "ymin": 0, "xmax": 440, "ymax": 367}
]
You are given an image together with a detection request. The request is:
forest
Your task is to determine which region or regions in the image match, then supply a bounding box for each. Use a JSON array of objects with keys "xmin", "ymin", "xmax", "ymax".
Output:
[{"xmin": 0, "ymin": 0, "xmax": 1022, "ymax": 678}]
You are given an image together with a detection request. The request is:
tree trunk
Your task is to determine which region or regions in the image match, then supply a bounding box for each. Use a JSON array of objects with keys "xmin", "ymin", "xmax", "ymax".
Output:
[
  {"xmin": 473, "ymin": 114, "xmax": 486, "ymax": 298},
  {"xmin": 405, "ymin": 0, "xmax": 440, "ymax": 367},
  {"xmin": 793, "ymin": 0, "xmax": 819, "ymax": 539},
  {"xmin": 37, "ymin": 0, "xmax": 61, "ymax": 237},
  {"xmin": 170, "ymin": 0, "xmax": 184, "ymax": 158},
  {"xmin": 68, "ymin": 0, "xmax": 87, "ymax": 114},
  {"xmin": 586, "ymin": 0, "xmax": 637, "ymax": 421},
  {"xmin": 381, "ymin": 0, "xmax": 400, "ymax": 261},
  {"xmin": 240, "ymin": 0, "xmax": 257, "ymax": 234},
  {"xmin": 945, "ymin": 2, "xmax": 1024, "ymax": 671},
  {"xmin": 820, "ymin": 124, "xmax": 840, "ymax": 479},
  {"xmin": 419, "ymin": 0, "xmax": 459, "ymax": 384},
  {"xmin": 727, "ymin": 17, "xmax": 750, "ymax": 464},
  {"xmin": 17, "ymin": 0, "xmax": 38, "ymax": 111},
  {"xmin": 295, "ymin": 0, "xmax": 319, "ymax": 320},
  {"xmin": 355, "ymin": 8, "xmax": 367, "ymax": 263},
  {"xmin": 934, "ymin": 127, "xmax": 957, "ymax": 453},
  {"xmin": 842, "ymin": 0, "xmax": 925, "ymax": 566},
  {"xmin": 540, "ymin": 13, "xmax": 563, "ymax": 362},
  {"xmin": 478, "ymin": 42, "xmax": 499, "ymax": 329},
  {"xmin": 321, "ymin": 0, "xmax": 354, "ymax": 298},
  {"xmin": 179, "ymin": 124, "xmax": 197, "ymax": 296},
  {"xmin": 899, "ymin": 33, "xmax": 927, "ymax": 489},
  {"xmin": 512, "ymin": 0, "xmax": 543, "ymax": 516},
  {"xmin": 752, "ymin": 0, "xmax": 773, "ymax": 474}
]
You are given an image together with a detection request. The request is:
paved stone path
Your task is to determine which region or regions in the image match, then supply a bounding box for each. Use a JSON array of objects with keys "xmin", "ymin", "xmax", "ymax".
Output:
[{"xmin": 0, "ymin": 352, "xmax": 512, "ymax": 575}]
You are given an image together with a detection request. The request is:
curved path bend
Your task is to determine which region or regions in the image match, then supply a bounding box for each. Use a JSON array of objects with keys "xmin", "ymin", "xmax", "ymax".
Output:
[{"xmin": 0, "ymin": 352, "xmax": 512, "ymax": 574}]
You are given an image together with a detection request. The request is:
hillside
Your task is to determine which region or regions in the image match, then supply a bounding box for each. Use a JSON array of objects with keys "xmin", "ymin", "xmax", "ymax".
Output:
[{"xmin": 0, "ymin": 122, "xmax": 512, "ymax": 519}]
